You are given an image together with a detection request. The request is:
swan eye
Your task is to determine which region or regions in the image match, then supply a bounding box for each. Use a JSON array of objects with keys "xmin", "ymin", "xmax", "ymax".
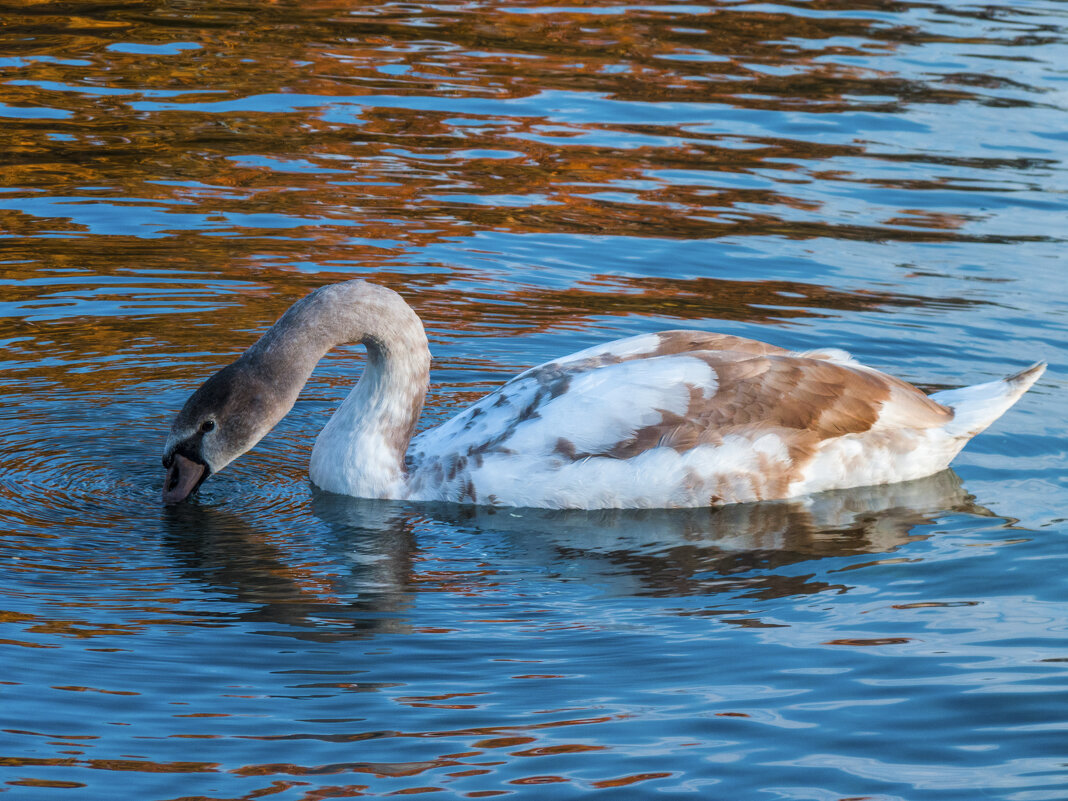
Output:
[{"xmin": 200, "ymin": 420, "xmax": 215, "ymax": 433}]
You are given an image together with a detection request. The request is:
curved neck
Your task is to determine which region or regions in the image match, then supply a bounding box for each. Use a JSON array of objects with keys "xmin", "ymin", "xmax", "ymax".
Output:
[{"xmin": 243, "ymin": 281, "xmax": 431, "ymax": 498}]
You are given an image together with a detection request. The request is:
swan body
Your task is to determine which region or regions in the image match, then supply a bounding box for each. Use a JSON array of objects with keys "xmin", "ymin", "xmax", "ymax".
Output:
[{"xmin": 162, "ymin": 280, "xmax": 1045, "ymax": 508}]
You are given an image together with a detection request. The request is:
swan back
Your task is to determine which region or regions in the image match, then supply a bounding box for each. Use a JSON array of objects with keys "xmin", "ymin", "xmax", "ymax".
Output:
[{"xmin": 405, "ymin": 331, "xmax": 956, "ymax": 508}]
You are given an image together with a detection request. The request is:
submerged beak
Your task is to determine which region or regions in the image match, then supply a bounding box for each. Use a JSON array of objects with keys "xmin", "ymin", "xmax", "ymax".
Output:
[{"xmin": 162, "ymin": 453, "xmax": 208, "ymax": 504}]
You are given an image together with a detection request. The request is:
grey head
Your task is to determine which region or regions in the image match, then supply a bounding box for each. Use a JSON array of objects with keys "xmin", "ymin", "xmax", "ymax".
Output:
[{"xmin": 162, "ymin": 358, "xmax": 291, "ymax": 503}]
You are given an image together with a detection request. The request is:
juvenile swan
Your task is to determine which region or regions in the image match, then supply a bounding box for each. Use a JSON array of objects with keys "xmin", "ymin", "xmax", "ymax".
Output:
[{"xmin": 162, "ymin": 280, "xmax": 1044, "ymax": 508}]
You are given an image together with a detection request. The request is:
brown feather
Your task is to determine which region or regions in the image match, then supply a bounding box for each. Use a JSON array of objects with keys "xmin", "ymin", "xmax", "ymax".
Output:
[{"xmin": 566, "ymin": 347, "xmax": 952, "ymax": 503}]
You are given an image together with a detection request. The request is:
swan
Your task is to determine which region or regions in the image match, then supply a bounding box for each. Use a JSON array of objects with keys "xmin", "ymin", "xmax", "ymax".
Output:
[{"xmin": 162, "ymin": 280, "xmax": 1044, "ymax": 508}]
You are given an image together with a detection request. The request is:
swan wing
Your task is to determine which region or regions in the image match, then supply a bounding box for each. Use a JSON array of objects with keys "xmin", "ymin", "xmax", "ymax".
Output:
[
  {"xmin": 408, "ymin": 331, "xmax": 783, "ymax": 464},
  {"xmin": 407, "ymin": 331, "xmax": 951, "ymax": 508}
]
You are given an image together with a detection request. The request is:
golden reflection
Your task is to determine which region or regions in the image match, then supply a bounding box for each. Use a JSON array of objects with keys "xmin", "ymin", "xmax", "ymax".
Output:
[
  {"xmin": 0, "ymin": 264, "xmax": 984, "ymax": 396},
  {"xmin": 1, "ymin": 0, "xmax": 1042, "ymax": 286},
  {"xmin": 0, "ymin": 0, "xmax": 1036, "ymax": 408},
  {"xmin": 215, "ymin": 711, "xmax": 663, "ymax": 793},
  {"xmin": 592, "ymin": 770, "xmax": 674, "ymax": 789}
]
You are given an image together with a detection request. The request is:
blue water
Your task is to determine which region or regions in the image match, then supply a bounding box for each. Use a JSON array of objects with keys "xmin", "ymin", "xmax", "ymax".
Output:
[{"xmin": 1, "ymin": 1, "xmax": 1066, "ymax": 799}]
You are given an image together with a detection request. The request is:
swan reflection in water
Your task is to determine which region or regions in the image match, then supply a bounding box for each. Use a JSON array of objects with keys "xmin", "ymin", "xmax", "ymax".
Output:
[{"xmin": 162, "ymin": 469, "xmax": 989, "ymax": 639}]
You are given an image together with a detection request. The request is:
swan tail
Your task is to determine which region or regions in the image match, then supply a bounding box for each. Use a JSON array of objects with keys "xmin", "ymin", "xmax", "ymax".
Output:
[{"xmin": 930, "ymin": 362, "xmax": 1046, "ymax": 440}]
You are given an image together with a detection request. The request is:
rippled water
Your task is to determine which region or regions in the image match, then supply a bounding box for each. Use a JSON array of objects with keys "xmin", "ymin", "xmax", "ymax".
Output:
[{"xmin": 2, "ymin": 1, "xmax": 1066, "ymax": 798}]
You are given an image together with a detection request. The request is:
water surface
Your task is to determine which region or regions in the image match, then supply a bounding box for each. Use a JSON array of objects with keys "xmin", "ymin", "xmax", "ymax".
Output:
[{"xmin": 1, "ymin": 1, "xmax": 1066, "ymax": 799}]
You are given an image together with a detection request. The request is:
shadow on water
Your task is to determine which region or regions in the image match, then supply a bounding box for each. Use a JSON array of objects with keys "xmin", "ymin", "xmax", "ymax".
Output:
[
  {"xmin": 162, "ymin": 501, "xmax": 419, "ymax": 641},
  {"xmin": 162, "ymin": 469, "xmax": 987, "ymax": 640},
  {"xmin": 406, "ymin": 469, "xmax": 991, "ymax": 602}
]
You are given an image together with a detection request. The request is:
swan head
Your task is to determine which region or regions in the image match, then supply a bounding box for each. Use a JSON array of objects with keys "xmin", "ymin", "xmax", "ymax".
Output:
[{"xmin": 162, "ymin": 361, "xmax": 288, "ymax": 503}]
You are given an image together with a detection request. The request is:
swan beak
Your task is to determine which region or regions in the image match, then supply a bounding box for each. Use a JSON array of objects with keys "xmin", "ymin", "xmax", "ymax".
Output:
[{"xmin": 162, "ymin": 453, "xmax": 207, "ymax": 504}]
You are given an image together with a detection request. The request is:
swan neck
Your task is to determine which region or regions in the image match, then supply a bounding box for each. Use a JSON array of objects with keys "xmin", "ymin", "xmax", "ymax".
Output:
[
  {"xmin": 245, "ymin": 279, "xmax": 428, "ymax": 386},
  {"xmin": 355, "ymin": 330, "xmax": 431, "ymax": 451},
  {"xmin": 288, "ymin": 282, "xmax": 430, "ymax": 498}
]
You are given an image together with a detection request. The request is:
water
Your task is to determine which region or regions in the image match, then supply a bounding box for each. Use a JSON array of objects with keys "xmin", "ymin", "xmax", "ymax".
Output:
[{"xmin": 2, "ymin": 1, "xmax": 1066, "ymax": 798}]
